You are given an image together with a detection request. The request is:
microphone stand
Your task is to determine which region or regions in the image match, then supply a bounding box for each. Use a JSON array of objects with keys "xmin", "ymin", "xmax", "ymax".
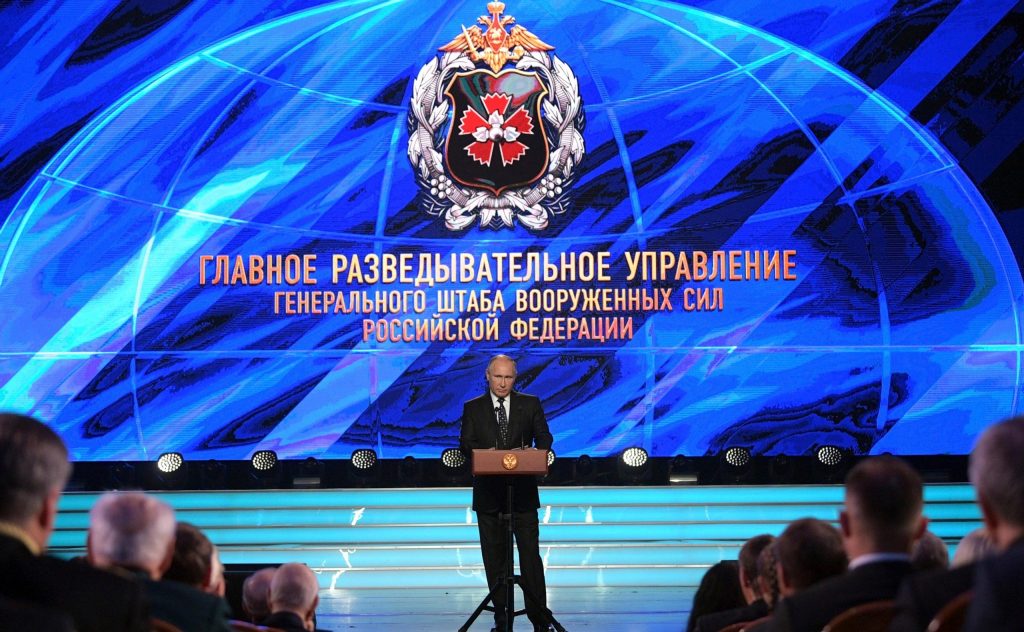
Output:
[{"xmin": 459, "ymin": 424, "xmax": 565, "ymax": 632}]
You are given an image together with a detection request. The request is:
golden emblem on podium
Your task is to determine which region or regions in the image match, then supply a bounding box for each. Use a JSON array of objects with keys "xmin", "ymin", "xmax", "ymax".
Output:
[{"xmin": 502, "ymin": 452, "xmax": 518, "ymax": 470}]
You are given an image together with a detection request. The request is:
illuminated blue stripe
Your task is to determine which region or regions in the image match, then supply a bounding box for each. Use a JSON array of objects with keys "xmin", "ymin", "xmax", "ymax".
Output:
[
  {"xmin": 52, "ymin": 500, "xmax": 980, "ymax": 531},
  {"xmin": 50, "ymin": 519, "xmax": 982, "ymax": 548},
  {"xmin": 215, "ymin": 544, "xmax": 744, "ymax": 566},
  {"xmin": 54, "ymin": 483, "xmax": 977, "ymax": 511},
  {"xmin": 48, "ymin": 484, "xmax": 980, "ymax": 587},
  {"xmin": 314, "ymin": 566, "xmax": 710, "ymax": 589}
]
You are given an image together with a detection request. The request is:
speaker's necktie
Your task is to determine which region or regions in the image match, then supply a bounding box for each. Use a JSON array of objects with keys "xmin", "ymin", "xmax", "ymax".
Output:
[{"xmin": 496, "ymin": 397, "xmax": 509, "ymax": 448}]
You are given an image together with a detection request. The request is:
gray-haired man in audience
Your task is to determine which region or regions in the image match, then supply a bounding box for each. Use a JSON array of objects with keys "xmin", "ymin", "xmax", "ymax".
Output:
[
  {"xmin": 88, "ymin": 491, "xmax": 233, "ymax": 632},
  {"xmin": 893, "ymin": 416, "xmax": 1024, "ymax": 631},
  {"xmin": 963, "ymin": 416, "xmax": 1024, "ymax": 631},
  {"xmin": 0, "ymin": 413, "xmax": 147, "ymax": 632}
]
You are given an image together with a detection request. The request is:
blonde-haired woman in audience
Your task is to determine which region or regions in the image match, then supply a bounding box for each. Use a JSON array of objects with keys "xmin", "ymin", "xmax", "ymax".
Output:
[
  {"xmin": 756, "ymin": 543, "xmax": 781, "ymax": 610},
  {"xmin": 952, "ymin": 526, "xmax": 997, "ymax": 567}
]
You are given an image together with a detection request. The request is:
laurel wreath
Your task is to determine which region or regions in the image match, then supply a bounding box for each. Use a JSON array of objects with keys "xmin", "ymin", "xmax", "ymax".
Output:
[{"xmin": 407, "ymin": 51, "xmax": 586, "ymax": 231}]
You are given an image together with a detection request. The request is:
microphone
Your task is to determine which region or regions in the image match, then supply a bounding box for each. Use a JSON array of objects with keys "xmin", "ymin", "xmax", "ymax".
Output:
[{"xmin": 493, "ymin": 405, "xmax": 500, "ymax": 449}]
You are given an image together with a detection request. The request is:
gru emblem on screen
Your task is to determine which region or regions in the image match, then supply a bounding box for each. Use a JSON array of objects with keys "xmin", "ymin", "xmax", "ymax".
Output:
[{"xmin": 407, "ymin": 2, "xmax": 586, "ymax": 231}]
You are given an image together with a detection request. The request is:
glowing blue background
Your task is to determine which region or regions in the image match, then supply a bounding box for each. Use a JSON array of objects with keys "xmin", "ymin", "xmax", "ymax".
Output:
[{"xmin": 0, "ymin": 0, "xmax": 1021, "ymax": 460}]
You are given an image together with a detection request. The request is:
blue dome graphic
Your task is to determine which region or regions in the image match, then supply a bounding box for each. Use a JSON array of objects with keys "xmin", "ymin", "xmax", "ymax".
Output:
[{"xmin": 0, "ymin": 0, "xmax": 1019, "ymax": 461}]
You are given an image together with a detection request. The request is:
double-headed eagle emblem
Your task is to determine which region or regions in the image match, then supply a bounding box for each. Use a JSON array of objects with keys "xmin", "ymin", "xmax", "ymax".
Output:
[
  {"xmin": 502, "ymin": 452, "xmax": 518, "ymax": 470},
  {"xmin": 439, "ymin": 2, "xmax": 554, "ymax": 73},
  {"xmin": 407, "ymin": 2, "xmax": 586, "ymax": 231}
]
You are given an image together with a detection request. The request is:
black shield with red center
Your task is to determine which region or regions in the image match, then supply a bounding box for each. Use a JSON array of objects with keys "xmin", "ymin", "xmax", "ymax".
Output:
[{"xmin": 443, "ymin": 69, "xmax": 549, "ymax": 195}]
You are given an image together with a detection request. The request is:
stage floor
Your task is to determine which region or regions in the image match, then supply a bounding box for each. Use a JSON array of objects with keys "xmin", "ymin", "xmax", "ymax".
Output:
[{"xmin": 316, "ymin": 585, "xmax": 691, "ymax": 631}]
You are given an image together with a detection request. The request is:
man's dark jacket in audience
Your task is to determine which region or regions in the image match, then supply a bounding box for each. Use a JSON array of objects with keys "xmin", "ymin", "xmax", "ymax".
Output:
[
  {"xmin": 0, "ymin": 594, "xmax": 75, "ymax": 632},
  {"xmin": 889, "ymin": 563, "xmax": 973, "ymax": 632},
  {"xmin": 0, "ymin": 532, "xmax": 148, "ymax": 632},
  {"xmin": 964, "ymin": 539, "xmax": 1024, "ymax": 632},
  {"xmin": 263, "ymin": 610, "xmax": 308, "ymax": 632},
  {"xmin": 139, "ymin": 573, "xmax": 233, "ymax": 632},
  {"xmin": 695, "ymin": 598, "xmax": 769, "ymax": 632},
  {"xmin": 765, "ymin": 559, "xmax": 912, "ymax": 632}
]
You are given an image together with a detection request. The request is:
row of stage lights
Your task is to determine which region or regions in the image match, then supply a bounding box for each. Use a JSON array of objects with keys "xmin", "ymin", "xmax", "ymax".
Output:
[
  {"xmin": 139, "ymin": 444, "xmax": 853, "ymax": 490},
  {"xmin": 158, "ymin": 447, "xmax": 557, "ymax": 476},
  {"xmin": 157, "ymin": 446, "xmax": 845, "ymax": 473}
]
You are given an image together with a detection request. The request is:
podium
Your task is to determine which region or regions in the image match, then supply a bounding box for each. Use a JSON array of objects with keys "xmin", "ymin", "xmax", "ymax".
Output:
[
  {"xmin": 471, "ymin": 447, "xmax": 550, "ymax": 477},
  {"xmin": 459, "ymin": 448, "xmax": 565, "ymax": 632}
]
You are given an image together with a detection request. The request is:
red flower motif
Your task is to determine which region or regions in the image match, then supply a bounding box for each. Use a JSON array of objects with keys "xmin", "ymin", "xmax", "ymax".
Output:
[{"xmin": 458, "ymin": 92, "xmax": 534, "ymax": 167}]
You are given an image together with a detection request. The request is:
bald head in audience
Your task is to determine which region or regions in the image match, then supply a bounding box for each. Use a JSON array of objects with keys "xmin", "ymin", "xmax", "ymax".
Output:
[
  {"xmin": 969, "ymin": 416, "xmax": 1024, "ymax": 550},
  {"xmin": 0, "ymin": 413, "xmax": 72, "ymax": 551},
  {"xmin": 243, "ymin": 567, "xmax": 276, "ymax": 623},
  {"xmin": 840, "ymin": 456, "xmax": 926, "ymax": 558},
  {"xmin": 269, "ymin": 563, "xmax": 319, "ymax": 631},
  {"xmin": 87, "ymin": 492, "xmax": 176, "ymax": 579}
]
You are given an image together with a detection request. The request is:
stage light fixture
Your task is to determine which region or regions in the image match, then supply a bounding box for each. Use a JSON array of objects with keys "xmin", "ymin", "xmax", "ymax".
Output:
[
  {"xmin": 292, "ymin": 456, "xmax": 323, "ymax": 488},
  {"xmin": 351, "ymin": 449, "xmax": 378, "ymax": 470},
  {"xmin": 617, "ymin": 447, "xmax": 651, "ymax": 483},
  {"xmin": 816, "ymin": 445, "xmax": 843, "ymax": 466},
  {"xmin": 345, "ymin": 449, "xmax": 380, "ymax": 486},
  {"xmin": 398, "ymin": 455, "xmax": 421, "ymax": 485},
  {"xmin": 108, "ymin": 462, "xmax": 137, "ymax": 489},
  {"xmin": 156, "ymin": 452, "xmax": 183, "ymax": 474},
  {"xmin": 669, "ymin": 455, "xmax": 698, "ymax": 485},
  {"xmin": 251, "ymin": 450, "xmax": 278, "ymax": 471},
  {"xmin": 718, "ymin": 447, "xmax": 753, "ymax": 483},
  {"xmin": 724, "ymin": 447, "xmax": 751, "ymax": 468},
  {"xmin": 573, "ymin": 454, "xmax": 595, "ymax": 482},
  {"xmin": 811, "ymin": 444, "xmax": 851, "ymax": 483},
  {"xmin": 620, "ymin": 447, "xmax": 648, "ymax": 468},
  {"xmin": 152, "ymin": 452, "xmax": 188, "ymax": 489},
  {"xmin": 199, "ymin": 459, "xmax": 226, "ymax": 489},
  {"xmin": 439, "ymin": 447, "xmax": 469, "ymax": 485},
  {"xmin": 769, "ymin": 455, "xmax": 794, "ymax": 482},
  {"xmin": 441, "ymin": 447, "xmax": 467, "ymax": 469}
]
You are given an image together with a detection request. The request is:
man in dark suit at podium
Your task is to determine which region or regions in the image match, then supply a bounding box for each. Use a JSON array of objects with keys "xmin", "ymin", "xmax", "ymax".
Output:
[{"xmin": 460, "ymin": 354, "xmax": 554, "ymax": 632}]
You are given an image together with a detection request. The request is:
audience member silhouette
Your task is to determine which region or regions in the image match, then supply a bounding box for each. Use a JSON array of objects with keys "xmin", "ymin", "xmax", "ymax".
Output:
[
  {"xmin": 910, "ymin": 530, "xmax": 948, "ymax": 573},
  {"xmin": 88, "ymin": 491, "xmax": 233, "ymax": 632},
  {"xmin": 0, "ymin": 594, "xmax": 75, "ymax": 631},
  {"xmin": 744, "ymin": 522, "xmax": 846, "ymax": 632},
  {"xmin": 243, "ymin": 567, "xmax": 277, "ymax": 623},
  {"xmin": 0, "ymin": 413, "xmax": 147, "ymax": 632},
  {"xmin": 764, "ymin": 456, "xmax": 925, "ymax": 632},
  {"xmin": 951, "ymin": 527, "xmax": 995, "ymax": 568},
  {"xmin": 687, "ymin": 561, "xmax": 745, "ymax": 632},
  {"xmin": 694, "ymin": 535, "xmax": 775, "ymax": 632},
  {"xmin": 964, "ymin": 416, "xmax": 1024, "ymax": 631},
  {"xmin": 774, "ymin": 518, "xmax": 847, "ymax": 597},
  {"xmin": 756, "ymin": 543, "xmax": 781, "ymax": 612},
  {"xmin": 892, "ymin": 416, "xmax": 1024, "ymax": 632},
  {"xmin": 164, "ymin": 521, "xmax": 226, "ymax": 596},
  {"xmin": 263, "ymin": 563, "xmax": 321, "ymax": 632}
]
